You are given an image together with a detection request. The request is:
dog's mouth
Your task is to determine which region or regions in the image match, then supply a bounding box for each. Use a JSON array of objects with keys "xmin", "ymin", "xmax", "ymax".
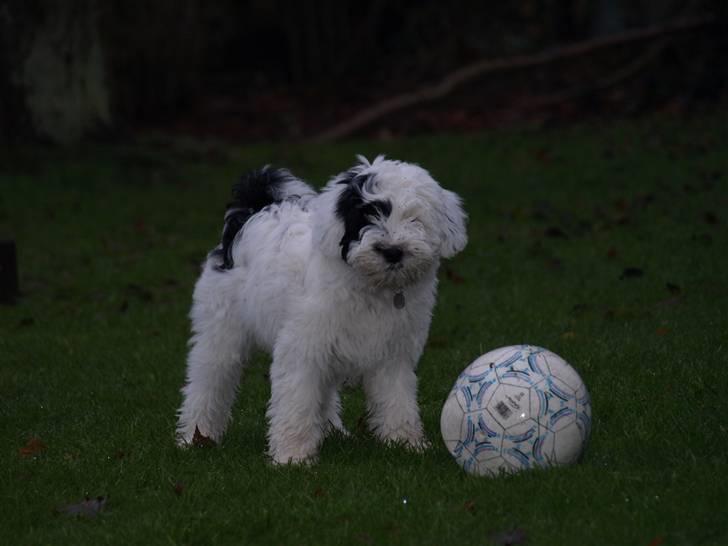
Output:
[
  {"xmin": 376, "ymin": 257, "xmax": 432, "ymax": 290},
  {"xmin": 347, "ymin": 240, "xmax": 435, "ymax": 290}
]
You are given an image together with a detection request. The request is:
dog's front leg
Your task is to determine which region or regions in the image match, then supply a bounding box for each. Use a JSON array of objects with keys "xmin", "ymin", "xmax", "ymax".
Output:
[
  {"xmin": 266, "ymin": 339, "xmax": 329, "ymax": 465},
  {"xmin": 363, "ymin": 361, "xmax": 429, "ymax": 451}
]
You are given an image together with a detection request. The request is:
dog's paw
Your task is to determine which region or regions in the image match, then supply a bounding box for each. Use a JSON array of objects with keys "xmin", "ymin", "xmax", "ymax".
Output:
[
  {"xmin": 404, "ymin": 436, "xmax": 432, "ymax": 453},
  {"xmin": 377, "ymin": 428, "xmax": 430, "ymax": 453},
  {"xmin": 268, "ymin": 437, "xmax": 321, "ymax": 466},
  {"xmin": 269, "ymin": 450, "xmax": 318, "ymax": 466},
  {"xmin": 387, "ymin": 436, "xmax": 431, "ymax": 453}
]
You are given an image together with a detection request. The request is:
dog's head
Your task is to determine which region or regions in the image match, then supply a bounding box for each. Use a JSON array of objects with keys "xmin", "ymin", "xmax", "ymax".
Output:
[{"xmin": 314, "ymin": 156, "xmax": 467, "ymax": 289}]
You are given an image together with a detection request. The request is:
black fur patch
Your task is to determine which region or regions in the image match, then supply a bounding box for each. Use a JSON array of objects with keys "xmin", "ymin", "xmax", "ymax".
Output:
[
  {"xmin": 213, "ymin": 166, "xmax": 297, "ymax": 270},
  {"xmin": 335, "ymin": 173, "xmax": 392, "ymax": 261}
]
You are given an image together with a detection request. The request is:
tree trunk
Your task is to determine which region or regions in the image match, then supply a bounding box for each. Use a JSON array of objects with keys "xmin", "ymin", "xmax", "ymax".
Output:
[{"xmin": 1, "ymin": 0, "xmax": 111, "ymax": 144}]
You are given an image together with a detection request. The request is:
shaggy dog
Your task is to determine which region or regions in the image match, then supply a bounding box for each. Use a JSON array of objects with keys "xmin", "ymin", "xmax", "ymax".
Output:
[{"xmin": 176, "ymin": 156, "xmax": 467, "ymax": 464}]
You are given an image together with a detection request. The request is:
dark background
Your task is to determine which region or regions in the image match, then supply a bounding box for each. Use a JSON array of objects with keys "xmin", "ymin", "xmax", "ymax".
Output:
[{"xmin": 1, "ymin": 0, "xmax": 726, "ymax": 144}]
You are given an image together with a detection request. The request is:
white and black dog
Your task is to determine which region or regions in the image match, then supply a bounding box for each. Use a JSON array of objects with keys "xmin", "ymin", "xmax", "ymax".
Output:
[{"xmin": 176, "ymin": 155, "xmax": 467, "ymax": 464}]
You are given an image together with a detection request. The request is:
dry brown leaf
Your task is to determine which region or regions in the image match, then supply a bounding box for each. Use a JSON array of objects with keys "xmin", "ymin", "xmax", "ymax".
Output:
[{"xmin": 19, "ymin": 437, "xmax": 46, "ymax": 458}]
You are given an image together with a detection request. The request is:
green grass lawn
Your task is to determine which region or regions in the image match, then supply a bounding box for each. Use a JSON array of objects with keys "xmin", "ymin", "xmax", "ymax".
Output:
[{"xmin": 2, "ymin": 114, "xmax": 728, "ymax": 545}]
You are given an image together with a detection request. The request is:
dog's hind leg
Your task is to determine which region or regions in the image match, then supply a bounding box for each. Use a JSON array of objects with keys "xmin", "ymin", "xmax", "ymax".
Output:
[{"xmin": 176, "ymin": 263, "xmax": 249, "ymax": 446}]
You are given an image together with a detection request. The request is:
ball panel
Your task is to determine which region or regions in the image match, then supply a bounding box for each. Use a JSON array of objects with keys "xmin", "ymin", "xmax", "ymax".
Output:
[
  {"xmin": 529, "ymin": 384, "xmax": 551, "ymax": 420},
  {"xmin": 533, "ymin": 427, "xmax": 557, "ymax": 466},
  {"xmin": 542, "ymin": 376, "xmax": 578, "ymax": 432},
  {"xmin": 526, "ymin": 349, "xmax": 550, "ymax": 376},
  {"xmin": 552, "ymin": 421, "xmax": 585, "ymax": 465},
  {"xmin": 476, "ymin": 455, "xmax": 515, "ymax": 477},
  {"xmin": 460, "ymin": 413, "xmax": 503, "ymax": 462},
  {"xmin": 576, "ymin": 409, "xmax": 592, "ymax": 444},
  {"xmin": 453, "ymin": 384, "xmax": 474, "ymax": 413},
  {"xmin": 485, "ymin": 384, "xmax": 531, "ymax": 429},
  {"xmin": 457, "ymin": 376, "xmax": 498, "ymax": 412},
  {"xmin": 440, "ymin": 394, "xmax": 466, "ymax": 443},
  {"xmin": 502, "ymin": 446, "xmax": 532, "ymax": 470},
  {"xmin": 497, "ymin": 371, "xmax": 537, "ymax": 389},
  {"xmin": 545, "ymin": 351, "xmax": 585, "ymax": 391}
]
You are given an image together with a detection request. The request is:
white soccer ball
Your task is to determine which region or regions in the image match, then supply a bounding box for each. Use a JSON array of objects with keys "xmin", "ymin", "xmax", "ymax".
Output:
[{"xmin": 440, "ymin": 345, "xmax": 591, "ymax": 477}]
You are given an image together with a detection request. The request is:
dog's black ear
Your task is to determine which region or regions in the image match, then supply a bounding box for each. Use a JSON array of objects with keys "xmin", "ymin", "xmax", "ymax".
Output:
[
  {"xmin": 438, "ymin": 189, "xmax": 467, "ymax": 258},
  {"xmin": 334, "ymin": 171, "xmax": 392, "ymax": 261}
]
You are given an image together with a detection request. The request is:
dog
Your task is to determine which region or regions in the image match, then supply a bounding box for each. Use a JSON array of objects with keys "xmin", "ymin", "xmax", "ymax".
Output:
[{"xmin": 176, "ymin": 155, "xmax": 467, "ymax": 464}]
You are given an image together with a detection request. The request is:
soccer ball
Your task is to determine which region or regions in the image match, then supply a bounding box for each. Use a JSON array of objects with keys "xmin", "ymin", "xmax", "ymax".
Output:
[{"xmin": 440, "ymin": 345, "xmax": 591, "ymax": 477}]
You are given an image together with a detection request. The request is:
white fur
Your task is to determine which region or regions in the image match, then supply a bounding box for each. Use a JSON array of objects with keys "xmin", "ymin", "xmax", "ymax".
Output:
[{"xmin": 176, "ymin": 156, "xmax": 467, "ymax": 464}]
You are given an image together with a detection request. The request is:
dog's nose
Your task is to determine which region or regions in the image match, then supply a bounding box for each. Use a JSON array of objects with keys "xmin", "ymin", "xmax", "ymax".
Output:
[{"xmin": 376, "ymin": 245, "xmax": 404, "ymax": 264}]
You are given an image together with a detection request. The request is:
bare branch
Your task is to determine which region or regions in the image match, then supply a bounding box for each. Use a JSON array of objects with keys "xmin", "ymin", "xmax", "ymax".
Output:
[{"xmin": 312, "ymin": 14, "xmax": 716, "ymax": 142}]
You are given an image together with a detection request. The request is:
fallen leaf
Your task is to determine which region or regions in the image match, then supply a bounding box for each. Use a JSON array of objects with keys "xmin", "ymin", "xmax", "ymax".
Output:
[
  {"xmin": 562, "ymin": 331, "xmax": 577, "ymax": 340},
  {"xmin": 313, "ymin": 487, "xmax": 326, "ymax": 498},
  {"xmin": 173, "ymin": 481, "xmax": 185, "ymax": 496},
  {"xmin": 666, "ymin": 283, "xmax": 681, "ymax": 295},
  {"xmin": 192, "ymin": 427, "xmax": 216, "ymax": 448},
  {"xmin": 19, "ymin": 437, "xmax": 46, "ymax": 458},
  {"xmin": 445, "ymin": 268, "xmax": 465, "ymax": 284},
  {"xmin": 464, "ymin": 499, "xmax": 476, "ymax": 514},
  {"xmin": 620, "ymin": 267, "xmax": 644, "ymax": 280},
  {"xmin": 647, "ymin": 536, "xmax": 665, "ymax": 546},
  {"xmin": 606, "ymin": 247, "xmax": 618, "ymax": 260},
  {"xmin": 656, "ymin": 327, "xmax": 669, "ymax": 336},
  {"xmin": 57, "ymin": 496, "xmax": 107, "ymax": 518}
]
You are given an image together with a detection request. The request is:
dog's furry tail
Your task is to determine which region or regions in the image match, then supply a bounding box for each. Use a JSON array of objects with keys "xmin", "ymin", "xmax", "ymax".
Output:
[{"xmin": 211, "ymin": 166, "xmax": 315, "ymax": 270}]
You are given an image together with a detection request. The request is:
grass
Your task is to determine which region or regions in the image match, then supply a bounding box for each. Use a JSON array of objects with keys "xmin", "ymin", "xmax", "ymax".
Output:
[{"xmin": 1, "ymin": 113, "xmax": 728, "ymax": 545}]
